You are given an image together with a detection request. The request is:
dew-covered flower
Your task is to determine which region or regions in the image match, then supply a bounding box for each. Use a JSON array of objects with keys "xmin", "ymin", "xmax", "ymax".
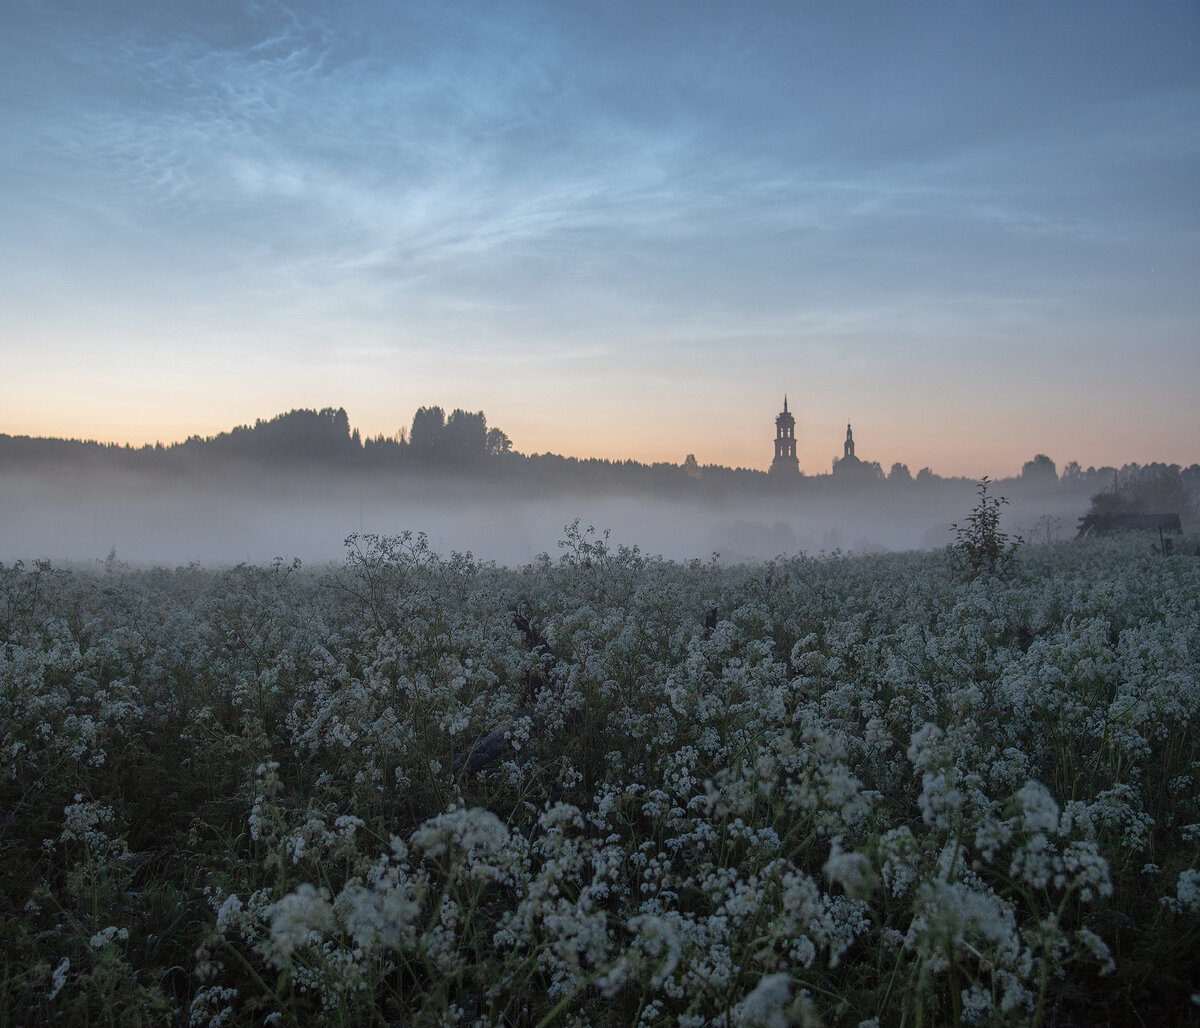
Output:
[
  {"xmin": 731, "ymin": 972, "xmax": 791, "ymax": 1027},
  {"xmin": 1164, "ymin": 868, "xmax": 1200, "ymax": 913},
  {"xmin": 89, "ymin": 925, "xmax": 129, "ymax": 948},
  {"xmin": 266, "ymin": 884, "xmax": 334, "ymax": 964},
  {"xmin": 411, "ymin": 806, "xmax": 508, "ymax": 861},
  {"xmin": 1016, "ymin": 780, "xmax": 1060, "ymax": 834},
  {"xmin": 46, "ymin": 956, "xmax": 69, "ymax": 1001},
  {"xmin": 824, "ymin": 836, "xmax": 876, "ymax": 899}
]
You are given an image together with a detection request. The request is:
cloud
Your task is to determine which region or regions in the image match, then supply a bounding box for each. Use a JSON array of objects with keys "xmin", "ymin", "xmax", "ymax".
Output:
[{"xmin": 1, "ymin": 0, "xmax": 1196, "ymax": 469}]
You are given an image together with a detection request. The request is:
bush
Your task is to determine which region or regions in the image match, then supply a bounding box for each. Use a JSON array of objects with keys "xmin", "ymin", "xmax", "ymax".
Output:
[{"xmin": 951, "ymin": 476, "xmax": 1022, "ymax": 578}]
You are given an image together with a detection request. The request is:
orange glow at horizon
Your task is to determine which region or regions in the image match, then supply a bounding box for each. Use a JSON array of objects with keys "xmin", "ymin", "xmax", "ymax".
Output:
[{"xmin": 5, "ymin": 388, "xmax": 1196, "ymax": 484}]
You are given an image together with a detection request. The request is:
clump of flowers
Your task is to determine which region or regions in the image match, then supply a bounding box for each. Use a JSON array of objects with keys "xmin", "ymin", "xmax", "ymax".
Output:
[{"xmin": 0, "ymin": 529, "xmax": 1197, "ymax": 1025}]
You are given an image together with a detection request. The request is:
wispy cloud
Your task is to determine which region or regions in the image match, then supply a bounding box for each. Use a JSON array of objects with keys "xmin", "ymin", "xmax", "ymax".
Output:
[{"xmin": 1, "ymin": 0, "xmax": 1196, "ymax": 466}]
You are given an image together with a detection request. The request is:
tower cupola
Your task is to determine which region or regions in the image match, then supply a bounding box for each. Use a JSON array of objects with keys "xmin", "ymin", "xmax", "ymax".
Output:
[{"xmin": 769, "ymin": 395, "xmax": 800, "ymax": 477}]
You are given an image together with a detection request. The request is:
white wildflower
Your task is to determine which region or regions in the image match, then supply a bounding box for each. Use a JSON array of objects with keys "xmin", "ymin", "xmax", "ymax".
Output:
[
  {"xmin": 88, "ymin": 925, "xmax": 129, "ymax": 948},
  {"xmin": 335, "ymin": 882, "xmax": 421, "ymax": 952},
  {"xmin": 975, "ymin": 814, "xmax": 1013, "ymax": 863},
  {"xmin": 731, "ymin": 972, "xmax": 791, "ymax": 1027},
  {"xmin": 824, "ymin": 836, "xmax": 876, "ymax": 898},
  {"xmin": 628, "ymin": 913, "xmax": 681, "ymax": 988},
  {"xmin": 1165, "ymin": 868, "xmax": 1200, "ymax": 913},
  {"xmin": 918, "ymin": 770, "xmax": 963, "ymax": 828},
  {"xmin": 47, "ymin": 956, "xmax": 69, "ymax": 1000},
  {"xmin": 1075, "ymin": 927, "xmax": 1115, "ymax": 975},
  {"xmin": 907, "ymin": 722, "xmax": 944, "ymax": 769},
  {"xmin": 334, "ymin": 814, "xmax": 365, "ymax": 837},
  {"xmin": 214, "ymin": 894, "xmax": 243, "ymax": 934},
  {"xmin": 189, "ymin": 984, "xmax": 239, "ymax": 1027},
  {"xmin": 1016, "ymin": 780, "xmax": 1060, "ymax": 834},
  {"xmin": 411, "ymin": 806, "xmax": 508, "ymax": 862},
  {"xmin": 266, "ymin": 884, "xmax": 334, "ymax": 964}
]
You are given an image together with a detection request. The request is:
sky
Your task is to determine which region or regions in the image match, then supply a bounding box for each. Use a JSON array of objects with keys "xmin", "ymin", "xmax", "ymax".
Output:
[{"xmin": 1, "ymin": 0, "xmax": 1197, "ymax": 477}]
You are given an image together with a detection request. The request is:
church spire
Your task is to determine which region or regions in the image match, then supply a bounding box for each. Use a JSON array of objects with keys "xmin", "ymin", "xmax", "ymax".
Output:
[{"xmin": 769, "ymin": 395, "xmax": 799, "ymax": 477}]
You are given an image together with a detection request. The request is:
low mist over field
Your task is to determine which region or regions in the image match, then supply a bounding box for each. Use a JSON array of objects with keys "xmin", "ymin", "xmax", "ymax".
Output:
[
  {"xmin": 4, "ymin": 405, "xmax": 1194, "ymax": 567},
  {"xmin": 0, "ymin": 462, "xmax": 1104, "ymax": 567}
]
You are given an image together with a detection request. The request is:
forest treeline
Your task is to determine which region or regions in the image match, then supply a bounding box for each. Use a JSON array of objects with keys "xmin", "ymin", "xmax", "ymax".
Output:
[{"xmin": 2, "ymin": 405, "xmax": 1198, "ymax": 515}]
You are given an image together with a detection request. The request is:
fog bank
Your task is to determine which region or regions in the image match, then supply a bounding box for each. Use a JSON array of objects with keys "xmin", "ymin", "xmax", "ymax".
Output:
[{"xmin": 0, "ymin": 466, "xmax": 1093, "ymax": 568}]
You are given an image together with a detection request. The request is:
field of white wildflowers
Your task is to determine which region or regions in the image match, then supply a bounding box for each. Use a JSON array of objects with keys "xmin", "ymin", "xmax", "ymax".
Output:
[{"xmin": 2, "ymin": 525, "xmax": 1198, "ymax": 1026}]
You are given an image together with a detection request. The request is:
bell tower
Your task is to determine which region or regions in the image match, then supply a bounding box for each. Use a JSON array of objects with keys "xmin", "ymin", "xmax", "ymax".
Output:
[
  {"xmin": 769, "ymin": 396, "xmax": 799, "ymax": 476},
  {"xmin": 844, "ymin": 422, "xmax": 855, "ymax": 460}
]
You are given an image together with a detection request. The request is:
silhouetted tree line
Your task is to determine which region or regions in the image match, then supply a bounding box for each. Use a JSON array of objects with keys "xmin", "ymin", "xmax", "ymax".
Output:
[
  {"xmin": 1081, "ymin": 462, "xmax": 1198, "ymax": 524},
  {"xmin": 405, "ymin": 407, "xmax": 512, "ymax": 464},
  {"xmin": 1, "ymin": 408, "xmax": 1196, "ymax": 513},
  {"xmin": 188, "ymin": 407, "xmax": 361, "ymax": 461}
]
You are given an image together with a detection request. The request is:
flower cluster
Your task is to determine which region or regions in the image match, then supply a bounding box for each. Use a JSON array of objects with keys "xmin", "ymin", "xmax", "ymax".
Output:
[{"xmin": 0, "ymin": 530, "xmax": 1197, "ymax": 1024}]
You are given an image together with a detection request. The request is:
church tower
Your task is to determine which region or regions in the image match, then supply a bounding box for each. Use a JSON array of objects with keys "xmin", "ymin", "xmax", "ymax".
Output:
[
  {"xmin": 834, "ymin": 420, "xmax": 875, "ymax": 480},
  {"xmin": 769, "ymin": 396, "xmax": 799, "ymax": 476}
]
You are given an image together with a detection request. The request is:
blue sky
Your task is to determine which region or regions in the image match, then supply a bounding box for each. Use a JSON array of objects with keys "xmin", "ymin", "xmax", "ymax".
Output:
[{"xmin": 2, "ymin": 0, "xmax": 1197, "ymax": 475}]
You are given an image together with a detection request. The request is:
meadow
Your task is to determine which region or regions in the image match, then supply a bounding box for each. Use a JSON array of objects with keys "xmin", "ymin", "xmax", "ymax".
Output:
[{"xmin": 1, "ymin": 523, "xmax": 1198, "ymax": 1026}]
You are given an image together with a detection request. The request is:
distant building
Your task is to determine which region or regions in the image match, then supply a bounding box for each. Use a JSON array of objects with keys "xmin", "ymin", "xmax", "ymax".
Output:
[
  {"xmin": 769, "ymin": 396, "xmax": 800, "ymax": 477},
  {"xmin": 832, "ymin": 422, "xmax": 883, "ymax": 480},
  {"xmin": 832, "ymin": 422, "xmax": 861, "ymax": 475},
  {"xmin": 1075, "ymin": 512, "xmax": 1182, "ymax": 538}
]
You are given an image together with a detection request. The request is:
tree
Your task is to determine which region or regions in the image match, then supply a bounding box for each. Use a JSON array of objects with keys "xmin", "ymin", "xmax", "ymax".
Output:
[
  {"xmin": 230, "ymin": 407, "xmax": 356, "ymax": 460},
  {"xmin": 443, "ymin": 409, "xmax": 487, "ymax": 464},
  {"xmin": 328, "ymin": 407, "xmax": 351, "ymax": 440},
  {"xmin": 951, "ymin": 477, "xmax": 1022, "ymax": 579},
  {"xmin": 1021, "ymin": 454, "xmax": 1057, "ymax": 483},
  {"xmin": 486, "ymin": 427, "xmax": 513, "ymax": 456},
  {"xmin": 410, "ymin": 406, "xmax": 445, "ymax": 459},
  {"xmin": 1029, "ymin": 513, "xmax": 1062, "ymax": 545},
  {"xmin": 1084, "ymin": 463, "xmax": 1194, "ymax": 523},
  {"xmin": 889, "ymin": 462, "xmax": 912, "ymax": 483}
]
